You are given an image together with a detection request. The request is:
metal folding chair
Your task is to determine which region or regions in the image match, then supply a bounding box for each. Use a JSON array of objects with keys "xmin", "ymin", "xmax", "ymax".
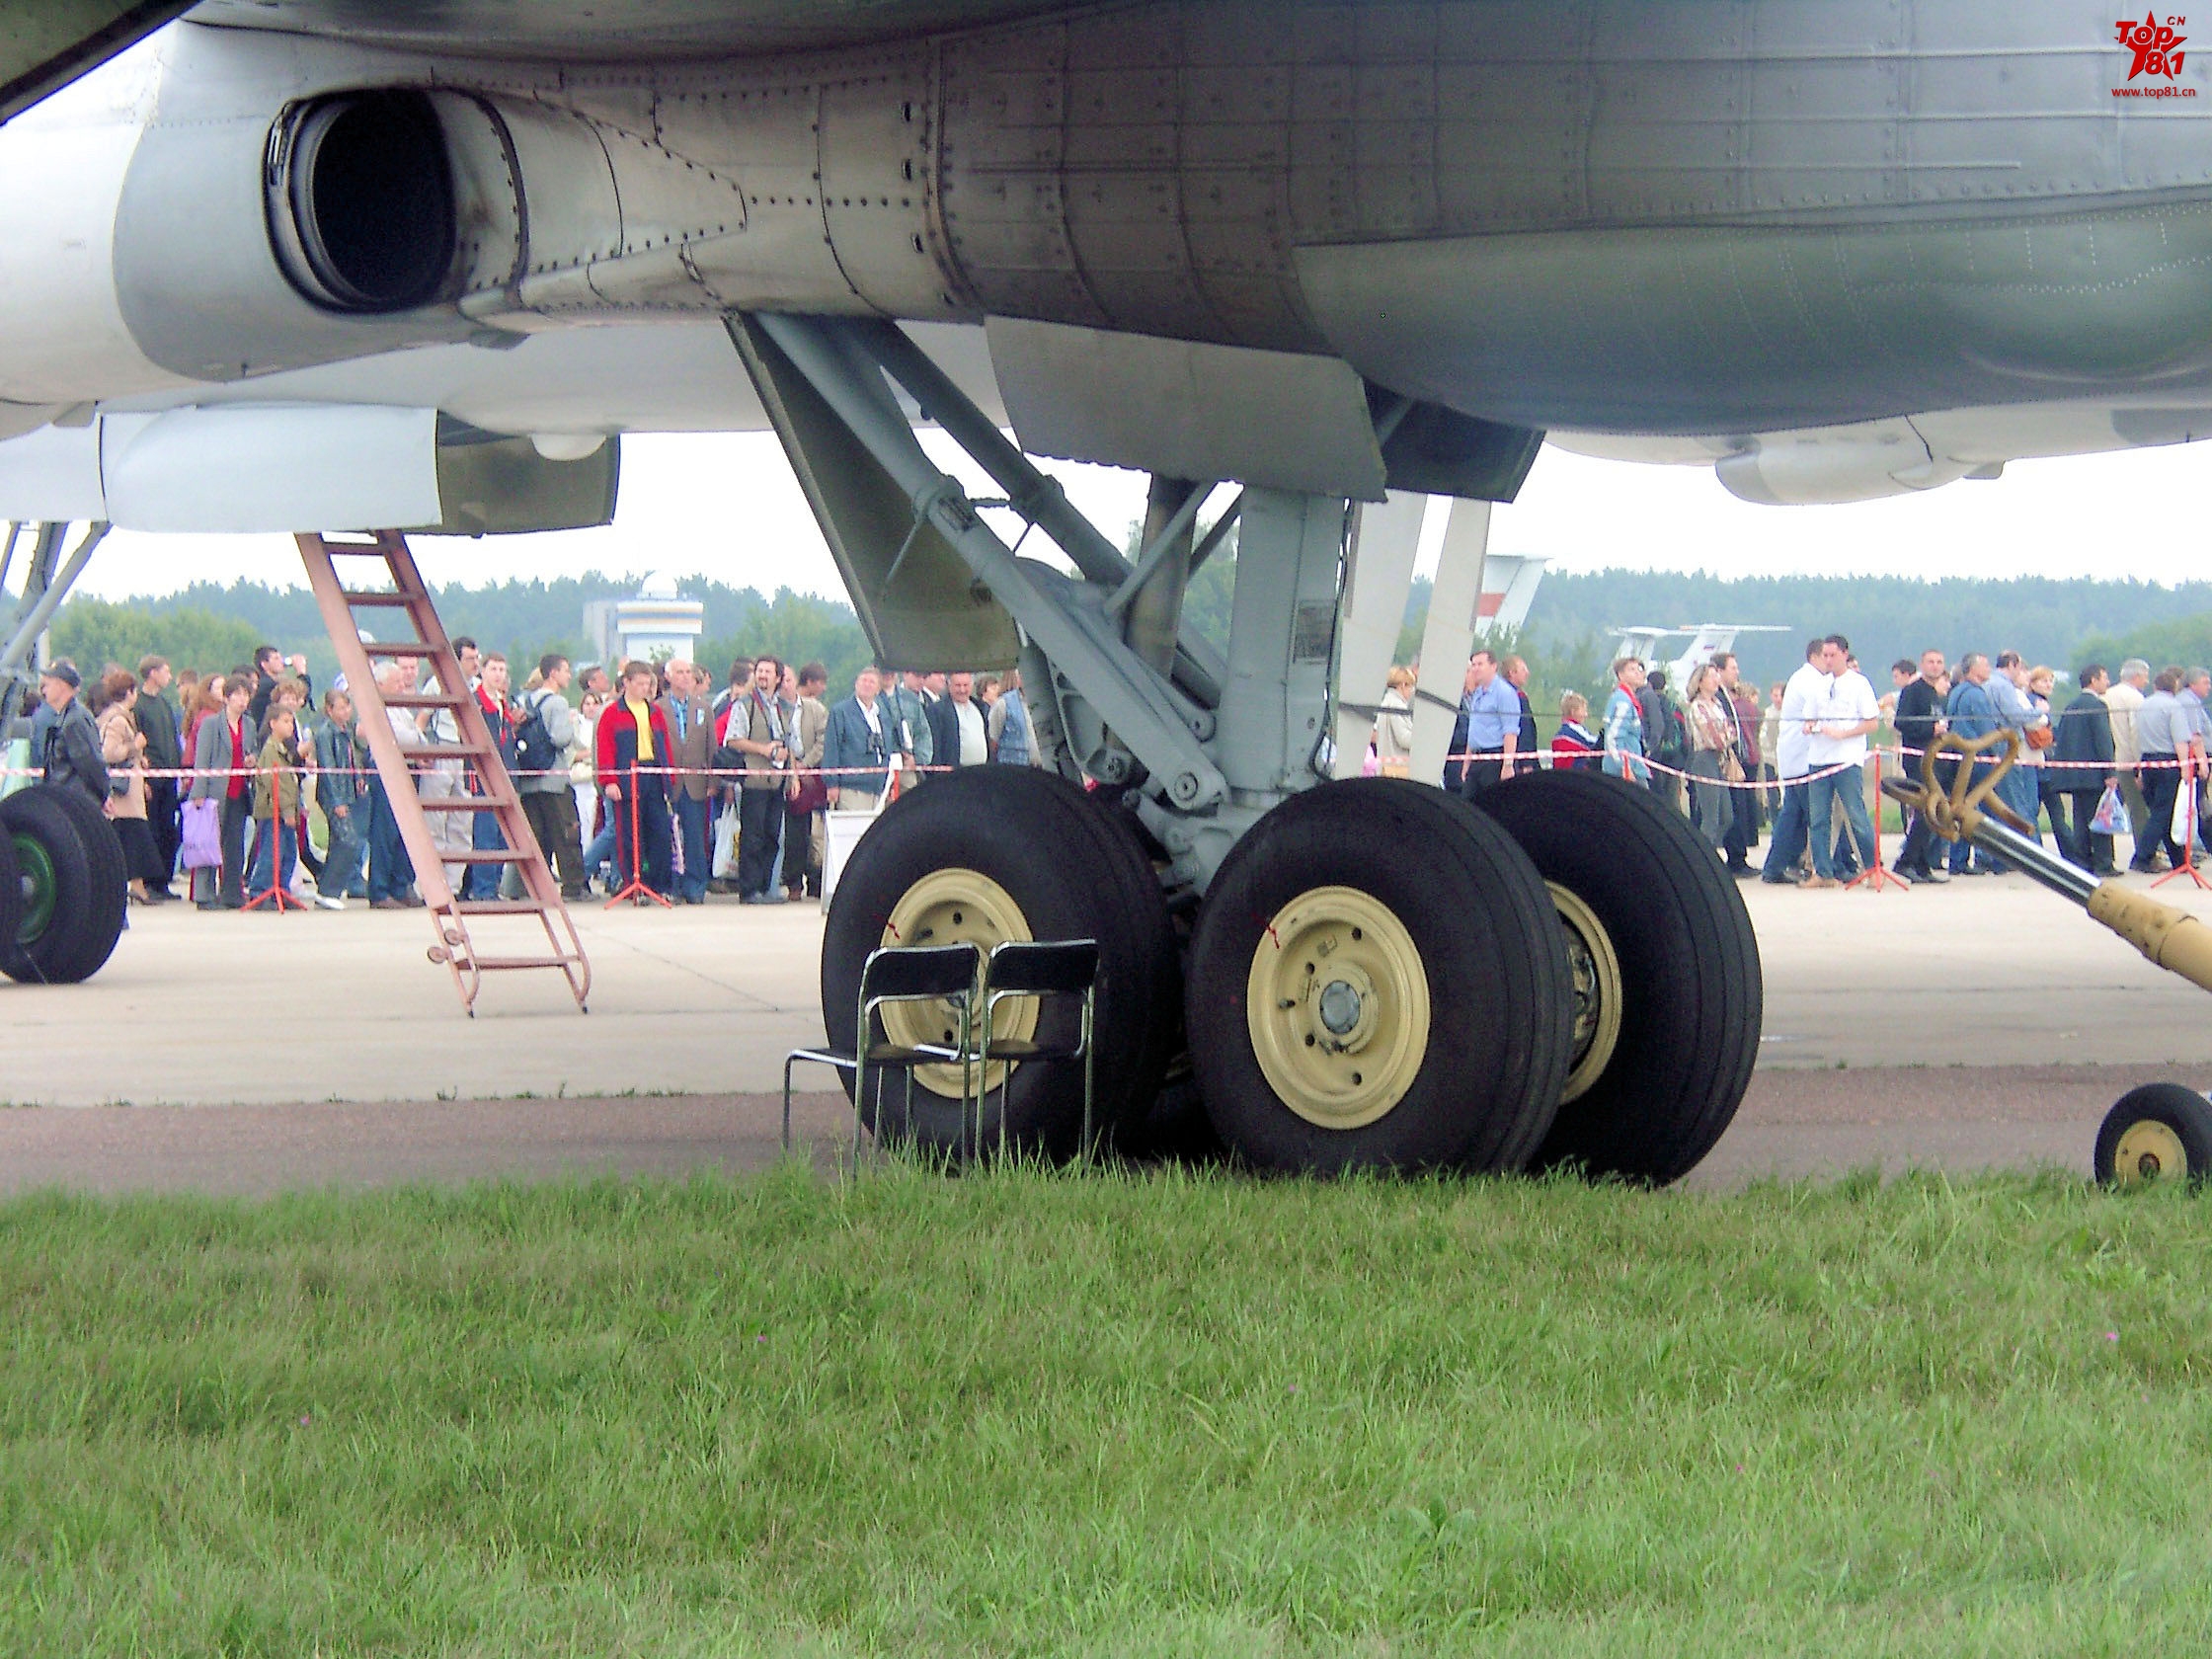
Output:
[
  {"xmin": 976, "ymin": 938, "xmax": 1100, "ymax": 1160},
  {"xmin": 783, "ymin": 941, "xmax": 982, "ymax": 1161}
]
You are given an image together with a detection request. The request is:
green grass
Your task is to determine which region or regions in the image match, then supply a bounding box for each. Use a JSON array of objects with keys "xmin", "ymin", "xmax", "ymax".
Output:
[{"xmin": 4, "ymin": 1164, "xmax": 2211, "ymax": 1656}]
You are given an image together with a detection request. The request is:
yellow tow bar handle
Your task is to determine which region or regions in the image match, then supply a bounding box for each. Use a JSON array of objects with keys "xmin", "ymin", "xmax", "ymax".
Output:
[{"xmin": 1878, "ymin": 733, "xmax": 2212, "ymax": 995}]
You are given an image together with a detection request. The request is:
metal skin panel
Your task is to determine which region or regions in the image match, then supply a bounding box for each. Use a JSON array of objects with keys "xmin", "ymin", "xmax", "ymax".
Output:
[
  {"xmin": 185, "ymin": 0, "xmax": 1080, "ymax": 59},
  {"xmin": 0, "ymin": 45, "xmax": 188, "ymax": 405},
  {"xmin": 1296, "ymin": 201, "xmax": 2212, "ymax": 434},
  {"xmin": 100, "ymin": 404, "xmax": 445, "ymax": 531},
  {"xmin": 986, "ymin": 316, "xmax": 1387, "ymax": 497}
]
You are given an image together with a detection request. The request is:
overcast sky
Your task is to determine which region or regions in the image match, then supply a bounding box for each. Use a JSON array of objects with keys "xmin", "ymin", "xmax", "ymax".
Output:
[{"xmin": 66, "ymin": 431, "xmax": 2211, "ymax": 604}]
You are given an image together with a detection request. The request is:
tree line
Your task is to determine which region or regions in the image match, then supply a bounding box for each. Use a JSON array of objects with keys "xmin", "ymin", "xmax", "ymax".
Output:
[
  {"xmin": 49, "ymin": 565, "xmax": 2212, "ymax": 732},
  {"xmin": 49, "ymin": 575, "xmax": 877, "ymax": 695},
  {"xmin": 1395, "ymin": 569, "xmax": 2212, "ymax": 699}
]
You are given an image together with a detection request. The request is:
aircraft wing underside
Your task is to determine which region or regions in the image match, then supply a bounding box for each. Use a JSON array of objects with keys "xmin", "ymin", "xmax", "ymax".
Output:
[
  {"xmin": 0, "ymin": 0, "xmax": 194, "ymax": 122},
  {"xmin": 182, "ymin": 0, "xmax": 1083, "ymax": 59}
]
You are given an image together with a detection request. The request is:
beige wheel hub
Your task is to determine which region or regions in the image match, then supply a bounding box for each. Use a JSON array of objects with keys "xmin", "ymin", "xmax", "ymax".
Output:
[
  {"xmin": 1246, "ymin": 885, "xmax": 1429, "ymax": 1129},
  {"xmin": 881, "ymin": 868, "xmax": 1036, "ymax": 1098},
  {"xmin": 1549, "ymin": 882, "xmax": 1623, "ymax": 1106},
  {"xmin": 2113, "ymin": 1119, "xmax": 2189, "ymax": 1185}
]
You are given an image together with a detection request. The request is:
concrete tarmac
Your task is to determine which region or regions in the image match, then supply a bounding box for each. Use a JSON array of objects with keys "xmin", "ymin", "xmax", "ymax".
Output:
[{"xmin": 6, "ymin": 868, "xmax": 2212, "ymax": 1194}]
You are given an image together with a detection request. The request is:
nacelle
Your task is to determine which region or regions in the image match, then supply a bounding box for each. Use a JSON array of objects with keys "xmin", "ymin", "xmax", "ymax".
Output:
[
  {"xmin": 265, "ymin": 89, "xmax": 459, "ymax": 316},
  {"xmin": 1714, "ymin": 423, "xmax": 1980, "ymax": 507}
]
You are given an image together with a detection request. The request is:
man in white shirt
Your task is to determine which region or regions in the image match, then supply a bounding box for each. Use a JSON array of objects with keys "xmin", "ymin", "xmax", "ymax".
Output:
[
  {"xmin": 2107, "ymin": 658, "xmax": 2152, "ymax": 852},
  {"xmin": 1803, "ymin": 635, "xmax": 1881, "ymax": 888},
  {"xmin": 1760, "ymin": 639, "xmax": 1831, "ymax": 885},
  {"xmin": 947, "ymin": 671, "xmax": 990, "ymax": 768}
]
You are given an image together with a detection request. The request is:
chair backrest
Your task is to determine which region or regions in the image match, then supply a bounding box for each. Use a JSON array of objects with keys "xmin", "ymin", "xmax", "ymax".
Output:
[
  {"xmin": 985, "ymin": 938, "xmax": 1099, "ymax": 997},
  {"xmin": 862, "ymin": 942, "xmax": 981, "ymax": 1003}
]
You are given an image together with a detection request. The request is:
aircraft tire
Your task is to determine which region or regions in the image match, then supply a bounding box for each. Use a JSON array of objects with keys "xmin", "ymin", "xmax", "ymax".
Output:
[
  {"xmin": 821, "ymin": 765, "xmax": 1176, "ymax": 1162},
  {"xmin": 0, "ymin": 823, "xmax": 20, "ymax": 970},
  {"xmin": 1, "ymin": 783, "xmax": 127, "ymax": 986},
  {"xmin": 2094, "ymin": 1082, "xmax": 2212, "ymax": 1188},
  {"xmin": 1472, "ymin": 767, "xmax": 1762, "ymax": 1185},
  {"xmin": 1185, "ymin": 778, "xmax": 1573, "ymax": 1175}
]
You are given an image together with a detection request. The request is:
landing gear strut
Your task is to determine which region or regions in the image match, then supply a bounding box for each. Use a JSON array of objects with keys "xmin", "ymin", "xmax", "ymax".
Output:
[{"xmin": 735, "ymin": 314, "xmax": 1759, "ymax": 1177}]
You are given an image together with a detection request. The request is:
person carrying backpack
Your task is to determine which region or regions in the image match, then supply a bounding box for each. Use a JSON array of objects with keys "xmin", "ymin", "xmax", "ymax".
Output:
[
  {"xmin": 1639, "ymin": 667, "xmax": 1689, "ymax": 806},
  {"xmin": 514, "ymin": 653, "xmax": 588, "ymax": 901}
]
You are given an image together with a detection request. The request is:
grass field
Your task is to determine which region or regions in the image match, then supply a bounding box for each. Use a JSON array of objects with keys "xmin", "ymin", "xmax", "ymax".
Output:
[{"xmin": 4, "ymin": 1163, "xmax": 2211, "ymax": 1656}]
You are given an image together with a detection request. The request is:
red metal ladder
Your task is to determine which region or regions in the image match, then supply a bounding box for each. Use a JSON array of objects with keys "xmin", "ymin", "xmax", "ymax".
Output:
[{"xmin": 296, "ymin": 530, "xmax": 592, "ymax": 1016}]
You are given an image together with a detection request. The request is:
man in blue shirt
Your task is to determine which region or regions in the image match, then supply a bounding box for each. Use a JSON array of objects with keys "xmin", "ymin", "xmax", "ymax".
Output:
[
  {"xmin": 1943, "ymin": 654, "xmax": 2004, "ymax": 874},
  {"xmin": 1458, "ymin": 649, "xmax": 1522, "ymax": 798}
]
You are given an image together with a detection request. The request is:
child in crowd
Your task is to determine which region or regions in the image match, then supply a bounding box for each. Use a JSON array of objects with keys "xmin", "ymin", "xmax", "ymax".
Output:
[
  {"xmin": 313, "ymin": 687, "xmax": 364, "ymax": 908},
  {"xmin": 267, "ymin": 676, "xmax": 325, "ymax": 892},
  {"xmin": 249, "ymin": 704, "xmax": 306, "ymax": 902},
  {"xmin": 1551, "ymin": 691, "xmax": 1603, "ymax": 773}
]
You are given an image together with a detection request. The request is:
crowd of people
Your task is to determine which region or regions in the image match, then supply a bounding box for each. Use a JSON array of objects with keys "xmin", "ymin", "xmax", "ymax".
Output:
[
  {"xmin": 24, "ymin": 627, "xmax": 2204, "ymax": 916},
  {"xmin": 1416, "ymin": 637, "xmax": 2196, "ymax": 887},
  {"xmin": 15, "ymin": 644, "xmax": 1048, "ymax": 914}
]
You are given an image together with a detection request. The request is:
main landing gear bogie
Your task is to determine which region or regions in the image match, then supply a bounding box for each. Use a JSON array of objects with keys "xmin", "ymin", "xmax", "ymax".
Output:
[{"xmin": 818, "ymin": 768, "xmax": 1761, "ymax": 1181}]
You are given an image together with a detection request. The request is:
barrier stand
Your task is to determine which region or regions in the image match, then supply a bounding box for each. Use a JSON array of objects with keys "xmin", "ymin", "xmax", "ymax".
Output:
[
  {"xmin": 1844, "ymin": 749, "xmax": 1907, "ymax": 892},
  {"xmin": 240, "ymin": 813, "xmax": 305, "ymax": 912},
  {"xmin": 2153, "ymin": 753, "xmax": 2212, "ymax": 891},
  {"xmin": 604, "ymin": 769, "xmax": 673, "ymax": 908}
]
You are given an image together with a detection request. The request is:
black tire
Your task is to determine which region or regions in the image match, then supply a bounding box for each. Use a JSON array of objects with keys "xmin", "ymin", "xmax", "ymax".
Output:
[
  {"xmin": 1, "ymin": 784, "xmax": 127, "ymax": 985},
  {"xmin": 2094, "ymin": 1083, "xmax": 2212, "ymax": 1188},
  {"xmin": 1080, "ymin": 790, "xmax": 1192, "ymax": 1160},
  {"xmin": 0, "ymin": 826, "xmax": 19, "ymax": 968},
  {"xmin": 822, "ymin": 766, "xmax": 1177, "ymax": 1161},
  {"xmin": 1473, "ymin": 768, "xmax": 1762, "ymax": 1185},
  {"xmin": 1184, "ymin": 778, "xmax": 1573, "ymax": 1175}
]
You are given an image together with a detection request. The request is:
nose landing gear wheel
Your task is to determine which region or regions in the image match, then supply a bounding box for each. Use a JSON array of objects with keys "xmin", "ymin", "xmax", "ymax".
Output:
[
  {"xmin": 1, "ymin": 784, "xmax": 126, "ymax": 986},
  {"xmin": 1186, "ymin": 778, "xmax": 1573, "ymax": 1175},
  {"xmin": 821, "ymin": 766, "xmax": 1177, "ymax": 1162},
  {"xmin": 1472, "ymin": 768, "xmax": 1762, "ymax": 1185},
  {"xmin": 2094, "ymin": 1083, "xmax": 2212, "ymax": 1187}
]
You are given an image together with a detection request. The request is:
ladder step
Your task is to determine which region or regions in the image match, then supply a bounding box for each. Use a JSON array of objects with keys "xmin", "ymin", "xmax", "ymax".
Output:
[
  {"xmin": 380, "ymin": 692, "xmax": 469, "ymax": 709},
  {"xmin": 361, "ymin": 641, "xmax": 439, "ymax": 658},
  {"xmin": 443, "ymin": 849, "xmax": 538, "ymax": 864},
  {"xmin": 416, "ymin": 795, "xmax": 518, "ymax": 812},
  {"xmin": 337, "ymin": 592, "xmax": 416, "ymax": 606},
  {"xmin": 455, "ymin": 900, "xmax": 558, "ymax": 915},
  {"xmin": 463, "ymin": 956, "xmax": 588, "ymax": 973},
  {"xmin": 392, "ymin": 743, "xmax": 494, "ymax": 762}
]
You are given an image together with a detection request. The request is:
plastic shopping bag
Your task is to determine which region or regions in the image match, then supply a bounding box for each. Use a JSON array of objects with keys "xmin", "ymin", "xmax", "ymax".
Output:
[
  {"xmin": 712, "ymin": 799, "xmax": 740, "ymax": 879},
  {"xmin": 180, "ymin": 798, "xmax": 221, "ymax": 870},
  {"xmin": 2090, "ymin": 782, "xmax": 2125, "ymax": 837}
]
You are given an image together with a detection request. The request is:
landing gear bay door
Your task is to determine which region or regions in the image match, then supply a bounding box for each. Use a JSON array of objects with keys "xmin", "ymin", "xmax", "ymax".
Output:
[{"xmin": 728, "ymin": 313, "xmax": 1022, "ymax": 672}]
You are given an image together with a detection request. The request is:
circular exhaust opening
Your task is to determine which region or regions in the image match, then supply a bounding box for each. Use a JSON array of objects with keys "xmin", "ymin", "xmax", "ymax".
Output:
[{"xmin": 268, "ymin": 89, "xmax": 456, "ymax": 314}]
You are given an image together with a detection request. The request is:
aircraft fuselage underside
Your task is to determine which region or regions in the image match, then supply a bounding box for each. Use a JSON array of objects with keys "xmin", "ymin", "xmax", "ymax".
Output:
[{"xmin": 9, "ymin": 0, "xmax": 2212, "ymax": 444}]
